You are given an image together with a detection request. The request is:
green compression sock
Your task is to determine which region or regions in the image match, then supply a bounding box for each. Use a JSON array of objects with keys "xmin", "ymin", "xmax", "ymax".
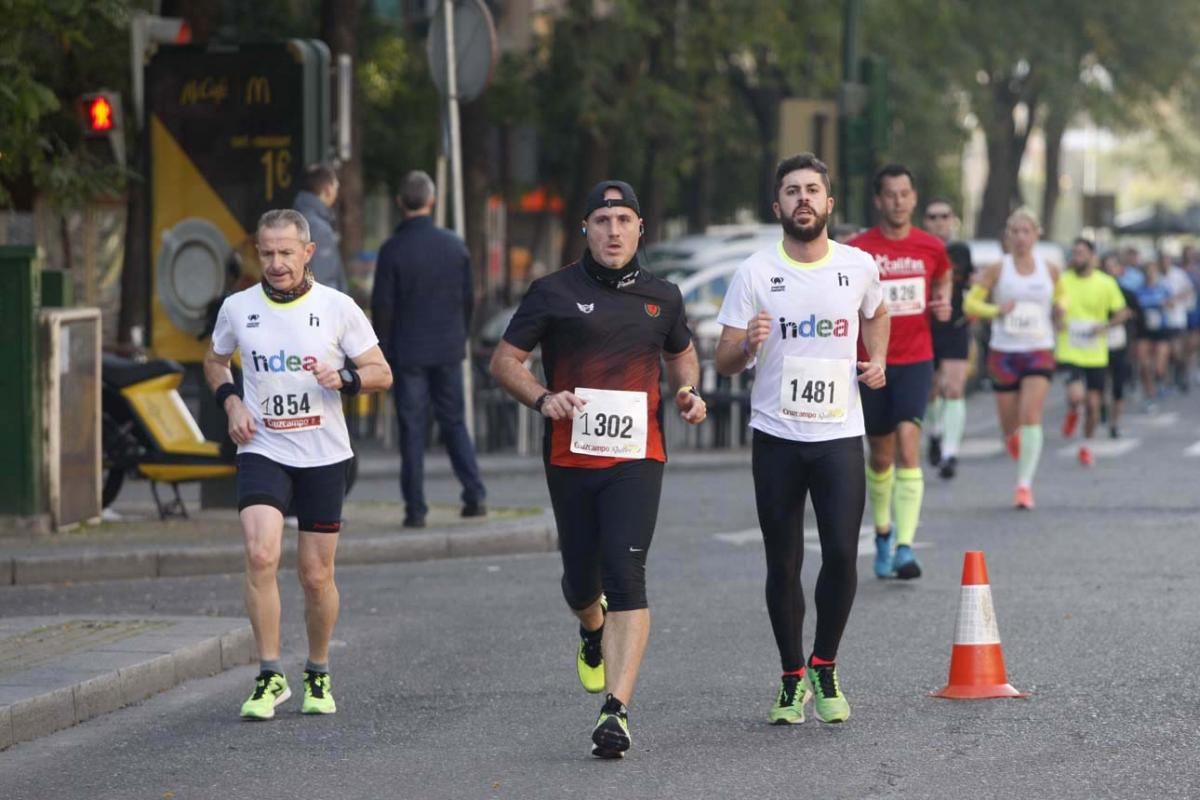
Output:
[
  {"xmin": 926, "ymin": 396, "xmax": 945, "ymax": 437},
  {"xmin": 866, "ymin": 464, "xmax": 895, "ymax": 533},
  {"xmin": 1017, "ymin": 424, "xmax": 1044, "ymax": 486},
  {"xmin": 941, "ymin": 398, "xmax": 966, "ymax": 458},
  {"xmin": 894, "ymin": 467, "xmax": 924, "ymax": 547}
]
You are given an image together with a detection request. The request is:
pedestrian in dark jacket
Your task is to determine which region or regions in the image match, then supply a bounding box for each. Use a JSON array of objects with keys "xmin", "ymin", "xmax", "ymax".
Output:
[
  {"xmin": 371, "ymin": 170, "xmax": 486, "ymax": 526},
  {"xmin": 294, "ymin": 163, "xmax": 347, "ymax": 293}
]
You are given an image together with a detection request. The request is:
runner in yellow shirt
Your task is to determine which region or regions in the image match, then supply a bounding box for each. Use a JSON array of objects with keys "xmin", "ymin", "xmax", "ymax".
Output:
[{"xmin": 1056, "ymin": 238, "xmax": 1130, "ymax": 465}]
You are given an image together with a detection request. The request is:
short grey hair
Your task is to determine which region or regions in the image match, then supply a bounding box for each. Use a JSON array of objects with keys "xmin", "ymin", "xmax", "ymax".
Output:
[
  {"xmin": 399, "ymin": 170, "xmax": 436, "ymax": 211},
  {"xmin": 257, "ymin": 208, "xmax": 311, "ymax": 242}
]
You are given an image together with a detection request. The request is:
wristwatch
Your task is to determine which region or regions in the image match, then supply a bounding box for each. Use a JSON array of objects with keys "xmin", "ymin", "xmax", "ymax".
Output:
[
  {"xmin": 676, "ymin": 384, "xmax": 702, "ymax": 400},
  {"xmin": 533, "ymin": 391, "xmax": 553, "ymax": 412},
  {"xmin": 338, "ymin": 367, "xmax": 361, "ymax": 396}
]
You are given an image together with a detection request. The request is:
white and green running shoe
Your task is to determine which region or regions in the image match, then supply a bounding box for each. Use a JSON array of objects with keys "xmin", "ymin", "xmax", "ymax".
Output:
[
  {"xmin": 301, "ymin": 670, "xmax": 337, "ymax": 715},
  {"xmin": 240, "ymin": 672, "xmax": 291, "ymax": 720},
  {"xmin": 768, "ymin": 674, "xmax": 812, "ymax": 724},
  {"xmin": 806, "ymin": 662, "xmax": 850, "ymax": 723}
]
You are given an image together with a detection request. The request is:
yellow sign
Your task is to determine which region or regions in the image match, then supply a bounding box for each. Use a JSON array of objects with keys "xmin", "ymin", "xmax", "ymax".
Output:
[{"xmin": 179, "ymin": 78, "xmax": 229, "ymax": 106}]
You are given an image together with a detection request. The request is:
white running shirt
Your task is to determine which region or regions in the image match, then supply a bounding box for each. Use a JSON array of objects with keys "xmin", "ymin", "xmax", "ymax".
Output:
[
  {"xmin": 989, "ymin": 253, "xmax": 1056, "ymax": 352},
  {"xmin": 211, "ymin": 282, "xmax": 378, "ymax": 467},
  {"xmin": 717, "ymin": 240, "xmax": 884, "ymax": 442}
]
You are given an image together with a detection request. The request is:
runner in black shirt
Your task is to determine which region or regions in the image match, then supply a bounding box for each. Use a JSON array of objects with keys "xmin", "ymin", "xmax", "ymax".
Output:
[{"xmin": 490, "ymin": 180, "xmax": 707, "ymax": 759}]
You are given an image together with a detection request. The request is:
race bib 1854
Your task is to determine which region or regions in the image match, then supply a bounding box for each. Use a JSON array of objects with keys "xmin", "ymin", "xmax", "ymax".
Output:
[{"xmin": 257, "ymin": 372, "xmax": 324, "ymax": 432}]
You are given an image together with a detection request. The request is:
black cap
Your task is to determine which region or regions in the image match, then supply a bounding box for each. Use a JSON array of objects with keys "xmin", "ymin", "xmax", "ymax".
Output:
[{"xmin": 582, "ymin": 180, "xmax": 641, "ymax": 220}]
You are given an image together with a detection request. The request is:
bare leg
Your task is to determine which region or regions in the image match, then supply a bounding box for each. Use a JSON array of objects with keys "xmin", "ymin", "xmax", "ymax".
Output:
[
  {"xmin": 241, "ymin": 505, "xmax": 285, "ymax": 662},
  {"xmin": 601, "ymin": 609, "xmax": 650, "ymax": 704},
  {"xmin": 297, "ymin": 532, "xmax": 340, "ymax": 665}
]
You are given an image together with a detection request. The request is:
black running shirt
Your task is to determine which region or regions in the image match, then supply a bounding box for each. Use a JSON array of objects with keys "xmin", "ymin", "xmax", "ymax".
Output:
[{"xmin": 502, "ymin": 261, "xmax": 693, "ymax": 468}]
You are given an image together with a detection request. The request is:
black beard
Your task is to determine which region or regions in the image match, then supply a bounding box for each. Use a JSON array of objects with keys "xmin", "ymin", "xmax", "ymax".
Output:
[{"xmin": 781, "ymin": 208, "xmax": 828, "ymax": 242}]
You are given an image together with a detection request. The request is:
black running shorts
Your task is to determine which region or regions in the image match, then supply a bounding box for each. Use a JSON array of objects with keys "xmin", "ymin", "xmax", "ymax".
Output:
[
  {"xmin": 860, "ymin": 360, "xmax": 935, "ymax": 436},
  {"xmin": 236, "ymin": 452, "xmax": 350, "ymax": 533},
  {"xmin": 545, "ymin": 459, "xmax": 664, "ymax": 613}
]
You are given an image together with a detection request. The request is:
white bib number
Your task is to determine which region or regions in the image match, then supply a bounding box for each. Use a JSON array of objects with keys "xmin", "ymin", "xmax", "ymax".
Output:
[
  {"xmin": 1003, "ymin": 301, "xmax": 1049, "ymax": 339},
  {"xmin": 570, "ymin": 388, "xmax": 648, "ymax": 459},
  {"xmin": 1067, "ymin": 320, "xmax": 1101, "ymax": 350},
  {"xmin": 1107, "ymin": 323, "xmax": 1127, "ymax": 350},
  {"xmin": 779, "ymin": 356, "xmax": 850, "ymax": 423},
  {"xmin": 1144, "ymin": 308, "xmax": 1164, "ymax": 331},
  {"xmin": 257, "ymin": 373, "xmax": 324, "ymax": 432},
  {"xmin": 884, "ymin": 276, "xmax": 926, "ymax": 316}
]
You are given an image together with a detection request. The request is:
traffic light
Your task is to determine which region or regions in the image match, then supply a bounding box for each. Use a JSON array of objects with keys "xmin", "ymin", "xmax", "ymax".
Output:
[
  {"xmin": 77, "ymin": 90, "xmax": 125, "ymax": 166},
  {"xmin": 83, "ymin": 93, "xmax": 116, "ymax": 134}
]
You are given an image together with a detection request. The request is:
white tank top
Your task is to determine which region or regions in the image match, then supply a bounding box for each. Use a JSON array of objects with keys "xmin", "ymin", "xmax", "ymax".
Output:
[{"xmin": 989, "ymin": 253, "xmax": 1055, "ymax": 352}]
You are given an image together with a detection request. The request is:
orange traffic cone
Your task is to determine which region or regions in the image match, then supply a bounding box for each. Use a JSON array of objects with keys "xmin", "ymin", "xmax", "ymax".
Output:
[{"xmin": 931, "ymin": 551, "xmax": 1028, "ymax": 699}]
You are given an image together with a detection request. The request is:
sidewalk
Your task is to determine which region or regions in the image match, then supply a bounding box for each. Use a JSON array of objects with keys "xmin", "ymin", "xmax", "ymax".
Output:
[
  {"xmin": 0, "ymin": 503, "xmax": 556, "ymax": 588},
  {"xmin": 0, "ymin": 615, "xmax": 254, "ymax": 749},
  {"xmin": 355, "ymin": 447, "xmax": 752, "ymax": 480}
]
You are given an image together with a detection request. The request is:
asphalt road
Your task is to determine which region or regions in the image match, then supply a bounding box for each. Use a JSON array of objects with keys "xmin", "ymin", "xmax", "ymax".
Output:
[{"xmin": 3, "ymin": 389, "xmax": 1199, "ymax": 799}]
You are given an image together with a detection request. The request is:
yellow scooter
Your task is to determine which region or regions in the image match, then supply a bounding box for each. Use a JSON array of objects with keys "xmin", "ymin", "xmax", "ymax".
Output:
[{"xmin": 102, "ymin": 353, "xmax": 235, "ymax": 518}]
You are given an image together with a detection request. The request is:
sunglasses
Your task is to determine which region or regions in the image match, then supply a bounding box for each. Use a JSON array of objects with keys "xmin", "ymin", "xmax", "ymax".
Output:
[{"xmin": 925, "ymin": 212, "xmax": 952, "ymax": 220}]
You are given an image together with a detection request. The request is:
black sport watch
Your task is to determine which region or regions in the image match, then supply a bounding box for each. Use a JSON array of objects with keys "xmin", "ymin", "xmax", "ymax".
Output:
[
  {"xmin": 533, "ymin": 391, "xmax": 552, "ymax": 412},
  {"xmin": 338, "ymin": 367, "xmax": 361, "ymax": 396}
]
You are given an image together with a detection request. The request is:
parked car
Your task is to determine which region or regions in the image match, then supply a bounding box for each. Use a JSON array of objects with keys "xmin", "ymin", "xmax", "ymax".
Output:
[
  {"xmin": 645, "ymin": 225, "xmax": 778, "ymax": 277},
  {"xmin": 965, "ymin": 239, "xmax": 1066, "ymax": 270}
]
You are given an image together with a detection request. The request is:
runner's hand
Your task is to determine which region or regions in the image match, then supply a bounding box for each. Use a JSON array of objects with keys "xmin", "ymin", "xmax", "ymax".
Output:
[
  {"xmin": 541, "ymin": 391, "xmax": 587, "ymax": 421},
  {"xmin": 856, "ymin": 359, "xmax": 886, "ymax": 389},
  {"xmin": 745, "ymin": 310, "xmax": 772, "ymax": 356},
  {"xmin": 998, "ymin": 300, "xmax": 1016, "ymax": 317},
  {"xmin": 312, "ymin": 361, "xmax": 342, "ymax": 390},
  {"xmin": 929, "ymin": 296, "xmax": 952, "ymax": 322},
  {"xmin": 675, "ymin": 390, "xmax": 707, "ymax": 425},
  {"xmin": 227, "ymin": 399, "xmax": 257, "ymax": 445}
]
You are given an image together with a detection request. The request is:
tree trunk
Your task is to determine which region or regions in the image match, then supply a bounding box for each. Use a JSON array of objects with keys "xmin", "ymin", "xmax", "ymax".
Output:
[
  {"xmin": 1040, "ymin": 100, "xmax": 1070, "ymax": 241},
  {"xmin": 321, "ymin": 0, "xmax": 362, "ymax": 265},
  {"xmin": 460, "ymin": 96, "xmax": 491, "ymax": 305},
  {"xmin": 559, "ymin": 134, "xmax": 610, "ymax": 267},
  {"xmin": 976, "ymin": 84, "xmax": 1020, "ymax": 238}
]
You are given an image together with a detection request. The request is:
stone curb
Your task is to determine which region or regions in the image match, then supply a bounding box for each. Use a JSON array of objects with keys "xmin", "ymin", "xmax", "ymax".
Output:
[
  {"xmin": 0, "ymin": 617, "xmax": 254, "ymax": 750},
  {"xmin": 1, "ymin": 512, "xmax": 557, "ymax": 587}
]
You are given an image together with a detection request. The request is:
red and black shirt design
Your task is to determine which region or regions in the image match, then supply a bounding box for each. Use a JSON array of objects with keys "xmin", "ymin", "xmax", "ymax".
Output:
[{"xmin": 502, "ymin": 261, "xmax": 694, "ymax": 468}]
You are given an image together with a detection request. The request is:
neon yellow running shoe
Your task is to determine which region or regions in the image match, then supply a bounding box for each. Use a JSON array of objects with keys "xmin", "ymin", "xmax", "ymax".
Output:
[
  {"xmin": 768, "ymin": 674, "xmax": 812, "ymax": 724},
  {"xmin": 240, "ymin": 672, "xmax": 291, "ymax": 720},
  {"xmin": 576, "ymin": 595, "xmax": 607, "ymax": 694},
  {"xmin": 301, "ymin": 670, "xmax": 337, "ymax": 715},
  {"xmin": 590, "ymin": 694, "xmax": 630, "ymax": 759},
  {"xmin": 806, "ymin": 662, "xmax": 850, "ymax": 723}
]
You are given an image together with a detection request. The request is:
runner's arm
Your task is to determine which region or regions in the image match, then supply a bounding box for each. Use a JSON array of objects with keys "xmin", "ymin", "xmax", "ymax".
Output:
[
  {"xmin": 963, "ymin": 264, "xmax": 1002, "ymax": 319},
  {"xmin": 859, "ymin": 301, "xmax": 890, "ymax": 376},
  {"xmin": 345, "ymin": 345, "xmax": 392, "ymax": 393},
  {"xmin": 489, "ymin": 339, "xmax": 583, "ymax": 420},
  {"xmin": 664, "ymin": 343, "xmax": 707, "ymax": 424}
]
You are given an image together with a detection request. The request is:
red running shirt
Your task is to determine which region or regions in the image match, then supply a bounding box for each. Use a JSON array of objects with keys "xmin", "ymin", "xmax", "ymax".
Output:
[{"xmin": 848, "ymin": 226, "xmax": 951, "ymax": 365}]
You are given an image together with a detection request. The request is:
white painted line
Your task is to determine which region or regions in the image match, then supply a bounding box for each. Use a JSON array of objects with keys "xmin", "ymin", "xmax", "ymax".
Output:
[
  {"xmin": 713, "ymin": 525, "xmax": 930, "ymax": 557},
  {"xmin": 1185, "ymin": 441, "xmax": 1200, "ymax": 457},
  {"xmin": 712, "ymin": 528, "xmax": 761, "ymax": 546},
  {"xmin": 1056, "ymin": 438, "xmax": 1140, "ymax": 458},
  {"xmin": 1132, "ymin": 411, "xmax": 1179, "ymax": 428},
  {"xmin": 956, "ymin": 438, "xmax": 1005, "ymax": 458}
]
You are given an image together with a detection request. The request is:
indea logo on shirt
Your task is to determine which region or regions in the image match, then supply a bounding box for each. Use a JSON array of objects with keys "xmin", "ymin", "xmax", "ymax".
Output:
[
  {"xmin": 250, "ymin": 349, "xmax": 319, "ymax": 372},
  {"xmin": 778, "ymin": 315, "xmax": 850, "ymax": 339}
]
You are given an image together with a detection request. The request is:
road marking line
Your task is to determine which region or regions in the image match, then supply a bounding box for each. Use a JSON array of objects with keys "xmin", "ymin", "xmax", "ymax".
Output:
[
  {"xmin": 955, "ymin": 438, "xmax": 1004, "ymax": 458},
  {"xmin": 714, "ymin": 526, "xmax": 930, "ymax": 557},
  {"xmin": 1056, "ymin": 439, "xmax": 1140, "ymax": 458}
]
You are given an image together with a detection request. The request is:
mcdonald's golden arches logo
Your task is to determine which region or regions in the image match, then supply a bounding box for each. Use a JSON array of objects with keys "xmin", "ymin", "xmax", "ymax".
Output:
[{"xmin": 244, "ymin": 77, "xmax": 272, "ymax": 105}]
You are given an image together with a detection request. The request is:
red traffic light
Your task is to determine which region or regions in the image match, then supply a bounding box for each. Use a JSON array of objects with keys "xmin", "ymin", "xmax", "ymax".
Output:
[{"xmin": 86, "ymin": 95, "xmax": 115, "ymax": 132}]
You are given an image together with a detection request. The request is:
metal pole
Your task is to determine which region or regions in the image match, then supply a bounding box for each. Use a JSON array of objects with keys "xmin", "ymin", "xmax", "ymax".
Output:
[{"xmin": 443, "ymin": 0, "xmax": 475, "ymax": 439}]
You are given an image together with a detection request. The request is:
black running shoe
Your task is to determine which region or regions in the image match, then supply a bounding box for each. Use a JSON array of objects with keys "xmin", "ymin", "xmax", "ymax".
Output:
[
  {"xmin": 938, "ymin": 456, "xmax": 957, "ymax": 480},
  {"xmin": 590, "ymin": 694, "xmax": 631, "ymax": 759},
  {"xmin": 927, "ymin": 435, "xmax": 943, "ymax": 467}
]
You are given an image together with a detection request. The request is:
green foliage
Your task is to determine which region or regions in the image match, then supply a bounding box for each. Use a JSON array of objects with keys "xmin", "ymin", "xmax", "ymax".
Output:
[
  {"xmin": 356, "ymin": 9, "xmax": 439, "ymax": 195},
  {"xmin": 0, "ymin": 0, "xmax": 132, "ymax": 207}
]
